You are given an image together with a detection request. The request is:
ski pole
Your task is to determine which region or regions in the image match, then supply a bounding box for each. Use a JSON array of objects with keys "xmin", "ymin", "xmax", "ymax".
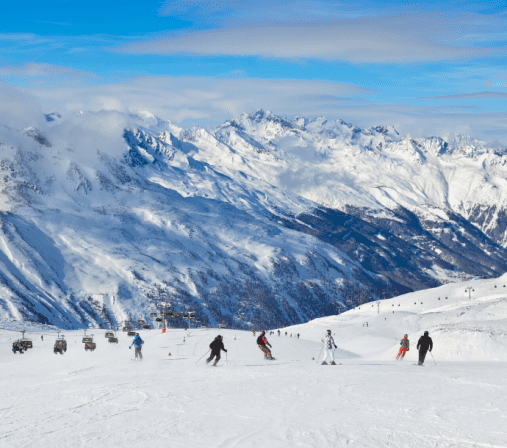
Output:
[
  {"xmin": 226, "ymin": 351, "xmax": 228, "ymax": 365},
  {"xmin": 195, "ymin": 349, "xmax": 210, "ymax": 364},
  {"xmin": 430, "ymin": 352, "xmax": 436, "ymax": 365},
  {"xmin": 315, "ymin": 347, "xmax": 323, "ymax": 363}
]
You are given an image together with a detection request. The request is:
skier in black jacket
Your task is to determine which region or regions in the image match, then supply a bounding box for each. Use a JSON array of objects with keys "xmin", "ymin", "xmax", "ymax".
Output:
[
  {"xmin": 207, "ymin": 335, "xmax": 227, "ymax": 366},
  {"xmin": 416, "ymin": 331, "xmax": 433, "ymax": 365}
]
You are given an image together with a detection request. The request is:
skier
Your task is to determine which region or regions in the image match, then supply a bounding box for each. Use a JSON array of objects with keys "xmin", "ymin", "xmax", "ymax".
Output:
[
  {"xmin": 54, "ymin": 346, "xmax": 64, "ymax": 355},
  {"xmin": 396, "ymin": 334, "xmax": 410, "ymax": 360},
  {"xmin": 206, "ymin": 335, "xmax": 227, "ymax": 366},
  {"xmin": 297, "ymin": 333, "xmax": 299, "ymax": 339},
  {"xmin": 416, "ymin": 331, "xmax": 433, "ymax": 365},
  {"xmin": 321, "ymin": 330, "xmax": 337, "ymax": 365},
  {"xmin": 130, "ymin": 333, "xmax": 144, "ymax": 361},
  {"xmin": 257, "ymin": 331, "xmax": 274, "ymax": 360},
  {"xmin": 41, "ymin": 335, "xmax": 43, "ymax": 341},
  {"xmin": 252, "ymin": 328, "xmax": 256, "ymax": 336},
  {"xmin": 12, "ymin": 343, "xmax": 23, "ymax": 354},
  {"xmin": 277, "ymin": 330, "xmax": 281, "ymax": 337}
]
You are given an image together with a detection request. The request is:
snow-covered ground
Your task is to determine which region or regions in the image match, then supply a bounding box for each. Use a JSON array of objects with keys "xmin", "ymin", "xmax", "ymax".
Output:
[{"xmin": 2, "ymin": 276, "xmax": 507, "ymax": 447}]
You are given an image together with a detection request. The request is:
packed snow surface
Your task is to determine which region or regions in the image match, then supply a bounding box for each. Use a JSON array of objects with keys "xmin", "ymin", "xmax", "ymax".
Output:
[{"xmin": 2, "ymin": 276, "xmax": 507, "ymax": 447}]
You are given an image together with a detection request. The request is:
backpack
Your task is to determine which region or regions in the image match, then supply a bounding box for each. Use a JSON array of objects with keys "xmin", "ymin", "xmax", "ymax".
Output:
[{"xmin": 256, "ymin": 335, "xmax": 264, "ymax": 345}]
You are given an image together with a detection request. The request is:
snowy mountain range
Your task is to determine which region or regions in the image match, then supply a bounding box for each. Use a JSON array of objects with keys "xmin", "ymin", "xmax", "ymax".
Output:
[{"xmin": 1, "ymin": 108, "xmax": 507, "ymax": 330}]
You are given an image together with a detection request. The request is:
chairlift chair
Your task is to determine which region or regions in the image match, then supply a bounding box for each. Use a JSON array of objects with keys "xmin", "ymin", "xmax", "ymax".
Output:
[
  {"xmin": 138, "ymin": 319, "xmax": 145, "ymax": 325},
  {"xmin": 85, "ymin": 342, "xmax": 96, "ymax": 351},
  {"xmin": 122, "ymin": 326, "xmax": 130, "ymax": 332},
  {"xmin": 175, "ymin": 313, "xmax": 182, "ymax": 318},
  {"xmin": 143, "ymin": 324, "xmax": 151, "ymax": 329},
  {"xmin": 150, "ymin": 312, "xmax": 157, "ymax": 317},
  {"xmin": 82, "ymin": 336, "xmax": 93, "ymax": 343},
  {"xmin": 105, "ymin": 331, "xmax": 114, "ymax": 338},
  {"xmin": 108, "ymin": 336, "xmax": 118, "ymax": 343},
  {"xmin": 127, "ymin": 331, "xmax": 136, "ymax": 336},
  {"xmin": 190, "ymin": 313, "xmax": 195, "ymax": 319},
  {"xmin": 54, "ymin": 338, "xmax": 67, "ymax": 354},
  {"xmin": 155, "ymin": 317, "xmax": 163, "ymax": 322},
  {"xmin": 20, "ymin": 339, "xmax": 33, "ymax": 350},
  {"xmin": 196, "ymin": 318, "xmax": 201, "ymax": 322},
  {"xmin": 167, "ymin": 312, "xmax": 174, "ymax": 317}
]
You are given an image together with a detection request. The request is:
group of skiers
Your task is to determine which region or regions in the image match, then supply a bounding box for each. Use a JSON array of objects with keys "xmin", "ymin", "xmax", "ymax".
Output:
[
  {"xmin": 127, "ymin": 328, "xmax": 434, "ymax": 366},
  {"xmin": 396, "ymin": 331, "xmax": 434, "ymax": 365}
]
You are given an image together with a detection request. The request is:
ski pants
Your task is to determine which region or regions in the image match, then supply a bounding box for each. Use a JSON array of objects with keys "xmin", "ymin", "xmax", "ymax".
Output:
[
  {"xmin": 322, "ymin": 349, "xmax": 335, "ymax": 363},
  {"xmin": 419, "ymin": 349, "xmax": 428, "ymax": 365},
  {"xmin": 258, "ymin": 344, "xmax": 272, "ymax": 358},
  {"xmin": 397, "ymin": 347, "xmax": 408, "ymax": 359},
  {"xmin": 207, "ymin": 350, "xmax": 221, "ymax": 364},
  {"xmin": 135, "ymin": 347, "xmax": 143, "ymax": 360}
]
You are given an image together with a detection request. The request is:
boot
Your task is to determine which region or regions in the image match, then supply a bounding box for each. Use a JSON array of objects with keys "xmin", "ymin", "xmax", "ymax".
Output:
[
  {"xmin": 331, "ymin": 361, "xmax": 337, "ymax": 365},
  {"xmin": 322, "ymin": 361, "xmax": 328, "ymax": 365}
]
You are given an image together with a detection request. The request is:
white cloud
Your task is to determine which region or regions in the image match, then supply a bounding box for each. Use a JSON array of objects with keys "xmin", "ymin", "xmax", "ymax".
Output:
[
  {"xmin": 0, "ymin": 62, "xmax": 98, "ymax": 81},
  {"xmin": 421, "ymin": 91, "xmax": 507, "ymax": 100},
  {"xmin": 23, "ymin": 75, "xmax": 376, "ymax": 123},
  {"xmin": 2, "ymin": 73, "xmax": 507, "ymax": 144},
  {"xmin": 116, "ymin": 13, "xmax": 505, "ymax": 63}
]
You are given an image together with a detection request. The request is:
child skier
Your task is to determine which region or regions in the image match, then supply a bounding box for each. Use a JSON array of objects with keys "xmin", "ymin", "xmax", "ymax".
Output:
[
  {"xmin": 130, "ymin": 333, "xmax": 144, "ymax": 361},
  {"xmin": 321, "ymin": 330, "xmax": 338, "ymax": 365},
  {"xmin": 257, "ymin": 331, "xmax": 274, "ymax": 360},
  {"xmin": 396, "ymin": 334, "xmax": 410, "ymax": 360},
  {"xmin": 206, "ymin": 335, "xmax": 227, "ymax": 366}
]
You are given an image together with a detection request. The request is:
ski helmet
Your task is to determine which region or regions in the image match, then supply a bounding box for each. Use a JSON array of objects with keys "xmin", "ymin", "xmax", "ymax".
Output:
[
  {"xmin": 404, "ymin": 334, "xmax": 408, "ymax": 338},
  {"xmin": 136, "ymin": 333, "xmax": 139, "ymax": 336},
  {"xmin": 327, "ymin": 329, "xmax": 331, "ymax": 334},
  {"xmin": 424, "ymin": 331, "xmax": 429, "ymax": 336}
]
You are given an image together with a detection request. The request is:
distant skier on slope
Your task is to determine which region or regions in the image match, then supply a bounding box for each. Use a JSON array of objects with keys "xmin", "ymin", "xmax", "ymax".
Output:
[
  {"xmin": 278, "ymin": 330, "xmax": 281, "ymax": 337},
  {"xmin": 321, "ymin": 330, "xmax": 337, "ymax": 365},
  {"xmin": 416, "ymin": 331, "xmax": 433, "ymax": 365},
  {"xmin": 396, "ymin": 334, "xmax": 410, "ymax": 360},
  {"xmin": 257, "ymin": 331, "xmax": 274, "ymax": 360},
  {"xmin": 206, "ymin": 335, "xmax": 227, "ymax": 366},
  {"xmin": 130, "ymin": 333, "xmax": 144, "ymax": 361},
  {"xmin": 252, "ymin": 328, "xmax": 256, "ymax": 336}
]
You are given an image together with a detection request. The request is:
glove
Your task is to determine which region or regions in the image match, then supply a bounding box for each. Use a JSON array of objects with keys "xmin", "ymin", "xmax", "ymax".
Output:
[{"xmin": 225, "ymin": 350, "xmax": 228, "ymax": 352}]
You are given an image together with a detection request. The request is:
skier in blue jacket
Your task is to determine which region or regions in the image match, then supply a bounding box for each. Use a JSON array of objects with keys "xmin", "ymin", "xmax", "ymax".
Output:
[{"xmin": 130, "ymin": 333, "xmax": 144, "ymax": 360}]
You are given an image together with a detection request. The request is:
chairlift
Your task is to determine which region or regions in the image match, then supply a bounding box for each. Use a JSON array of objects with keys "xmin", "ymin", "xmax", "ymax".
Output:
[
  {"xmin": 167, "ymin": 312, "xmax": 174, "ymax": 317},
  {"xmin": 122, "ymin": 326, "xmax": 130, "ymax": 332},
  {"xmin": 155, "ymin": 317, "xmax": 163, "ymax": 322},
  {"xmin": 196, "ymin": 318, "xmax": 201, "ymax": 322},
  {"xmin": 108, "ymin": 336, "xmax": 118, "ymax": 344},
  {"xmin": 201, "ymin": 324, "xmax": 206, "ymax": 328},
  {"xmin": 150, "ymin": 312, "xmax": 157, "ymax": 317},
  {"xmin": 183, "ymin": 313, "xmax": 189, "ymax": 319},
  {"xmin": 138, "ymin": 319, "xmax": 145, "ymax": 325},
  {"xmin": 175, "ymin": 313, "xmax": 182, "ymax": 318},
  {"xmin": 128, "ymin": 331, "xmax": 136, "ymax": 336},
  {"xmin": 105, "ymin": 331, "xmax": 114, "ymax": 338},
  {"xmin": 143, "ymin": 324, "xmax": 151, "ymax": 330},
  {"xmin": 190, "ymin": 313, "xmax": 195, "ymax": 319}
]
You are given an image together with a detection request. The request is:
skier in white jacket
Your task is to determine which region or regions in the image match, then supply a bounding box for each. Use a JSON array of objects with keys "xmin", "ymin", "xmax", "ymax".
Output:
[{"xmin": 321, "ymin": 330, "xmax": 337, "ymax": 365}]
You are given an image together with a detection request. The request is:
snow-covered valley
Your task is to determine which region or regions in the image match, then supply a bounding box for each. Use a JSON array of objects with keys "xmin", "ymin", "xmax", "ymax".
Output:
[{"xmin": 2, "ymin": 276, "xmax": 507, "ymax": 447}]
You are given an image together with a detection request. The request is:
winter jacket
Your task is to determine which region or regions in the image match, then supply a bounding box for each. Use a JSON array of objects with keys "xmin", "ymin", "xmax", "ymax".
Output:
[
  {"xmin": 257, "ymin": 334, "xmax": 270, "ymax": 347},
  {"xmin": 400, "ymin": 337, "xmax": 410, "ymax": 349},
  {"xmin": 417, "ymin": 335, "xmax": 433, "ymax": 352},
  {"xmin": 322, "ymin": 334, "xmax": 336, "ymax": 350},
  {"xmin": 131, "ymin": 335, "xmax": 144, "ymax": 349},
  {"xmin": 209, "ymin": 338, "xmax": 226, "ymax": 353}
]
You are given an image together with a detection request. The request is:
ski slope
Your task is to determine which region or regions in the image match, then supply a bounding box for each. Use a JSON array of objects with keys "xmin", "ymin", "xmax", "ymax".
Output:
[{"xmin": 1, "ymin": 276, "xmax": 507, "ymax": 447}]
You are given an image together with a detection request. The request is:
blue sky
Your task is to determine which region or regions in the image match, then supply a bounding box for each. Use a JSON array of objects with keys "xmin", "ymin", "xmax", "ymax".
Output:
[{"xmin": 1, "ymin": 0, "xmax": 507, "ymax": 140}]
